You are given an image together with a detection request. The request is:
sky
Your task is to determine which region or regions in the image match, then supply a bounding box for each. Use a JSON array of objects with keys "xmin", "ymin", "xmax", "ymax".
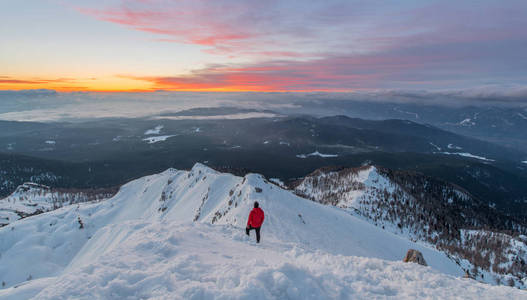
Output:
[{"xmin": 1, "ymin": 0, "xmax": 526, "ymax": 92}]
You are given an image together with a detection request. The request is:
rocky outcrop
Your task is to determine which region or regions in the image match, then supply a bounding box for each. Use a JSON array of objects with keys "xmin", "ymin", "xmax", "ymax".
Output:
[
  {"xmin": 463, "ymin": 271, "xmax": 475, "ymax": 279},
  {"xmin": 403, "ymin": 249, "xmax": 428, "ymax": 266}
]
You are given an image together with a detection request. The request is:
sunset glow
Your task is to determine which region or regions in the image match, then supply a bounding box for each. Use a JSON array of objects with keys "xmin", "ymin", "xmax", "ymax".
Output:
[{"xmin": 2, "ymin": 0, "xmax": 526, "ymax": 92}]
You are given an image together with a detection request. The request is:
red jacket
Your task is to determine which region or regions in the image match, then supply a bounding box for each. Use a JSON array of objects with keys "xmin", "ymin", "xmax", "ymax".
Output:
[{"xmin": 247, "ymin": 207, "xmax": 265, "ymax": 228}]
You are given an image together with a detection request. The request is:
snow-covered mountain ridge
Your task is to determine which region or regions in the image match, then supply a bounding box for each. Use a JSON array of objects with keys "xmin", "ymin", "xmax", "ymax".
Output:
[
  {"xmin": 0, "ymin": 182, "xmax": 116, "ymax": 227},
  {"xmin": 0, "ymin": 164, "xmax": 525, "ymax": 299},
  {"xmin": 293, "ymin": 165, "xmax": 527, "ymax": 288}
]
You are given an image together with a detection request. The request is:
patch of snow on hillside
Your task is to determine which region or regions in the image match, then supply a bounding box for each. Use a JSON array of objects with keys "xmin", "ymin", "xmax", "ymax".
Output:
[
  {"xmin": 458, "ymin": 118, "xmax": 476, "ymax": 126},
  {"xmin": 439, "ymin": 152, "xmax": 495, "ymax": 162},
  {"xmin": 143, "ymin": 135, "xmax": 176, "ymax": 144},
  {"xmin": 44, "ymin": 140, "xmax": 56, "ymax": 145},
  {"xmin": 269, "ymin": 178, "xmax": 285, "ymax": 188},
  {"xmin": 517, "ymin": 112, "xmax": 527, "ymax": 120},
  {"xmin": 296, "ymin": 151, "xmax": 338, "ymax": 158},
  {"xmin": 447, "ymin": 144, "xmax": 463, "ymax": 150},
  {"xmin": 393, "ymin": 107, "xmax": 419, "ymax": 119},
  {"xmin": 459, "ymin": 229, "xmax": 527, "ymax": 288},
  {"xmin": 429, "ymin": 142, "xmax": 441, "ymax": 151},
  {"xmin": 144, "ymin": 125, "xmax": 163, "ymax": 135},
  {"xmin": 522, "ymin": 161, "xmax": 527, "ymax": 164}
]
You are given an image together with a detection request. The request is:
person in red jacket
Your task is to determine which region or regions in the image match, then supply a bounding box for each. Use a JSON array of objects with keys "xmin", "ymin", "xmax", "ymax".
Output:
[{"xmin": 246, "ymin": 201, "xmax": 265, "ymax": 243}]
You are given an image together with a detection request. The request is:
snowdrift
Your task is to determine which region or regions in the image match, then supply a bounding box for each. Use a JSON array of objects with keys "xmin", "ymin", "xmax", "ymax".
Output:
[{"xmin": 0, "ymin": 164, "xmax": 524, "ymax": 299}]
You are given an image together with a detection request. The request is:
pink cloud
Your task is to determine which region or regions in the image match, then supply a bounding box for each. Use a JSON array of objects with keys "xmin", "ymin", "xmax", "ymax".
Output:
[
  {"xmin": 75, "ymin": 1, "xmax": 271, "ymax": 56},
  {"xmin": 74, "ymin": 0, "xmax": 527, "ymax": 90},
  {"xmin": 74, "ymin": 1, "xmax": 527, "ymax": 59},
  {"xmin": 120, "ymin": 53, "xmax": 422, "ymax": 91}
]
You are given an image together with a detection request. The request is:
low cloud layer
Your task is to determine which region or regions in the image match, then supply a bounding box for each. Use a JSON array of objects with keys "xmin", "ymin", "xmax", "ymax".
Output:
[{"xmin": 1, "ymin": 88, "xmax": 526, "ymax": 122}]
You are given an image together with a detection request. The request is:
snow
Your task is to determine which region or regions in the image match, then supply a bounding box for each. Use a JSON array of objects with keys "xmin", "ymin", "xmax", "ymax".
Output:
[
  {"xmin": 279, "ymin": 141, "xmax": 290, "ymax": 146},
  {"xmin": 4, "ymin": 223, "xmax": 523, "ymax": 300},
  {"xmin": 0, "ymin": 183, "xmax": 113, "ymax": 227},
  {"xmin": 143, "ymin": 135, "xmax": 177, "ymax": 144},
  {"xmin": 393, "ymin": 107, "xmax": 419, "ymax": 119},
  {"xmin": 517, "ymin": 113, "xmax": 527, "ymax": 120},
  {"xmin": 296, "ymin": 151, "xmax": 338, "ymax": 158},
  {"xmin": 459, "ymin": 229, "xmax": 527, "ymax": 288},
  {"xmin": 0, "ymin": 183, "xmax": 54, "ymax": 226},
  {"xmin": 439, "ymin": 152, "xmax": 495, "ymax": 162},
  {"xmin": 459, "ymin": 118, "xmax": 476, "ymax": 126},
  {"xmin": 522, "ymin": 161, "xmax": 527, "ymax": 165},
  {"xmin": 44, "ymin": 140, "xmax": 56, "ymax": 145},
  {"xmin": 447, "ymin": 143, "xmax": 463, "ymax": 150},
  {"xmin": 294, "ymin": 166, "xmax": 527, "ymax": 287},
  {"xmin": 0, "ymin": 164, "xmax": 523, "ymax": 299},
  {"xmin": 144, "ymin": 125, "xmax": 164, "ymax": 135},
  {"xmin": 294, "ymin": 166, "xmax": 407, "ymax": 223},
  {"xmin": 263, "ymin": 140, "xmax": 270, "ymax": 144},
  {"xmin": 429, "ymin": 142, "xmax": 441, "ymax": 151},
  {"xmin": 269, "ymin": 178, "xmax": 285, "ymax": 188}
]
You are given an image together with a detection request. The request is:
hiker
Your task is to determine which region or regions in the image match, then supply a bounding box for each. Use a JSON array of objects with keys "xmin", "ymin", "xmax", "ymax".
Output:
[{"xmin": 246, "ymin": 201, "xmax": 265, "ymax": 243}]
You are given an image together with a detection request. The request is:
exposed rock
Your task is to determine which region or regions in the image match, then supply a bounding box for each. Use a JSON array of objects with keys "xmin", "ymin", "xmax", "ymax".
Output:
[
  {"xmin": 403, "ymin": 249, "xmax": 427, "ymax": 266},
  {"xmin": 463, "ymin": 271, "xmax": 475, "ymax": 279}
]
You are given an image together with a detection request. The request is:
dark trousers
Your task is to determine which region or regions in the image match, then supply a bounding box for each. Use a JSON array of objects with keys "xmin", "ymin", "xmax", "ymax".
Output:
[{"xmin": 246, "ymin": 225, "xmax": 261, "ymax": 243}]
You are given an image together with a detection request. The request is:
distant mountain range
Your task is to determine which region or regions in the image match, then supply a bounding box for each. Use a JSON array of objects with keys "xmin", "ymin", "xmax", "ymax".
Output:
[
  {"xmin": 1, "ymin": 115, "xmax": 526, "ymax": 220},
  {"xmin": 280, "ymin": 100, "xmax": 527, "ymax": 153}
]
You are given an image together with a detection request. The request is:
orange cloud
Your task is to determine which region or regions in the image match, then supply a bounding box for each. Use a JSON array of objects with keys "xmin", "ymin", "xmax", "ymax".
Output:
[
  {"xmin": 0, "ymin": 76, "xmax": 78, "ymax": 85},
  {"xmin": 118, "ymin": 57, "xmax": 381, "ymax": 92},
  {"xmin": 0, "ymin": 76, "xmax": 154, "ymax": 92}
]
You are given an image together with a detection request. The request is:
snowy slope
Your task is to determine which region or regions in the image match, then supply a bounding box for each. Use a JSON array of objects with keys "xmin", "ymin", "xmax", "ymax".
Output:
[
  {"xmin": 293, "ymin": 165, "xmax": 422, "ymax": 239},
  {"xmin": 0, "ymin": 164, "xmax": 524, "ymax": 299},
  {"xmin": 5, "ymin": 223, "xmax": 525, "ymax": 300},
  {"xmin": 293, "ymin": 165, "xmax": 527, "ymax": 288},
  {"xmin": 294, "ymin": 165, "xmax": 393, "ymax": 210}
]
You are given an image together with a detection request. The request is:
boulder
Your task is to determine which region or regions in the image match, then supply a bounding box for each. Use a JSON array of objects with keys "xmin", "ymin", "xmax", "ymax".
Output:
[{"xmin": 403, "ymin": 249, "xmax": 427, "ymax": 266}]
